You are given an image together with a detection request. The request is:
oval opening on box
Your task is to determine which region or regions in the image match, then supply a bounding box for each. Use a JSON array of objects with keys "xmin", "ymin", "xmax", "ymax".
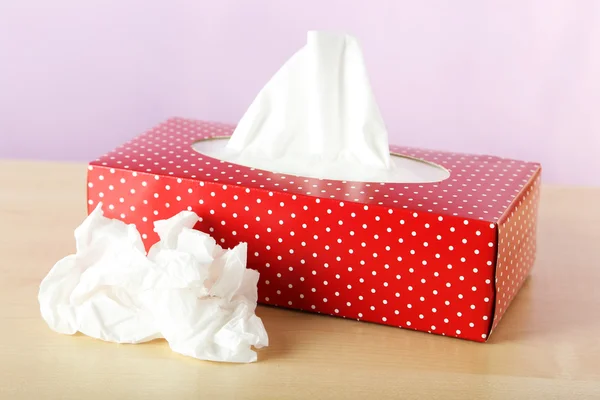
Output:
[{"xmin": 192, "ymin": 137, "xmax": 450, "ymax": 184}]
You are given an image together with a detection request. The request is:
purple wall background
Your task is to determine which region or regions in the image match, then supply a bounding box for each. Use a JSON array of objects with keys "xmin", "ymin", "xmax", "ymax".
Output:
[{"xmin": 1, "ymin": 1, "xmax": 599, "ymax": 185}]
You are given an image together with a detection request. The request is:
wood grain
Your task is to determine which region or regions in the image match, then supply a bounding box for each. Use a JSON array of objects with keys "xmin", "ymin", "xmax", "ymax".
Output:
[{"xmin": 0, "ymin": 160, "xmax": 598, "ymax": 399}]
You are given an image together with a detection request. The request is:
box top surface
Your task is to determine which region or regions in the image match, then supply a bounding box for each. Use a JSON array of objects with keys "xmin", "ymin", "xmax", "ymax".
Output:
[{"xmin": 90, "ymin": 118, "xmax": 541, "ymax": 223}]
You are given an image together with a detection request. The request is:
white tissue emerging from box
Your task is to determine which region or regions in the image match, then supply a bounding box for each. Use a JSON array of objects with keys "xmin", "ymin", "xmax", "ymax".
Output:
[
  {"xmin": 196, "ymin": 30, "xmax": 450, "ymax": 184},
  {"xmin": 226, "ymin": 31, "xmax": 392, "ymax": 170},
  {"xmin": 38, "ymin": 204, "xmax": 268, "ymax": 363}
]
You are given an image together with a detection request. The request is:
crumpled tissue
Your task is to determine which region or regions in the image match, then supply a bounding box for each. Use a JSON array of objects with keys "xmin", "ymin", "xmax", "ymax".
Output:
[
  {"xmin": 197, "ymin": 30, "xmax": 449, "ymax": 184},
  {"xmin": 38, "ymin": 203, "xmax": 268, "ymax": 363}
]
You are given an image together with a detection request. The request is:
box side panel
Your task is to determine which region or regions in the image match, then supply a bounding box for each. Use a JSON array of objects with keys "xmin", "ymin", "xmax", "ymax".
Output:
[{"xmin": 490, "ymin": 169, "xmax": 542, "ymax": 334}]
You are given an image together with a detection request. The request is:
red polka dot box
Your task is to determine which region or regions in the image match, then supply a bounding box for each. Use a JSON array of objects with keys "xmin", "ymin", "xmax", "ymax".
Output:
[{"xmin": 86, "ymin": 117, "xmax": 542, "ymax": 343}]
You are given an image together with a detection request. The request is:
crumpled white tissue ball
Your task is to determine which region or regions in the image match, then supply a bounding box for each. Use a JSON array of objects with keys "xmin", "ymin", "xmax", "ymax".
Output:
[{"xmin": 38, "ymin": 203, "xmax": 268, "ymax": 363}]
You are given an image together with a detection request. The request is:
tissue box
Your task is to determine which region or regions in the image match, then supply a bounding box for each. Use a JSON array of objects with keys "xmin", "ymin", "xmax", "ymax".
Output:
[{"xmin": 86, "ymin": 117, "xmax": 541, "ymax": 342}]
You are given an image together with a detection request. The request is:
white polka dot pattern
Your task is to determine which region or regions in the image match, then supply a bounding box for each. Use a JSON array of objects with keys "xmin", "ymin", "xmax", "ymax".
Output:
[
  {"xmin": 490, "ymin": 173, "xmax": 542, "ymax": 333},
  {"xmin": 86, "ymin": 118, "xmax": 542, "ymax": 342}
]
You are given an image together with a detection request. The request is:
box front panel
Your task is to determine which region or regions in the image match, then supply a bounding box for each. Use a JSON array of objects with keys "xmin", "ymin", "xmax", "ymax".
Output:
[{"xmin": 87, "ymin": 165, "xmax": 497, "ymax": 341}]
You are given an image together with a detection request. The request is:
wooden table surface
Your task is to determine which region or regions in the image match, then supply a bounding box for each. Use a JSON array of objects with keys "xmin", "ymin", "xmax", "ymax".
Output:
[{"xmin": 0, "ymin": 160, "xmax": 599, "ymax": 399}]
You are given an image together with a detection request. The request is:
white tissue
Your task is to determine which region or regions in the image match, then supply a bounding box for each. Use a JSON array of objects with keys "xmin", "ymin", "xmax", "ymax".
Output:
[
  {"xmin": 198, "ymin": 31, "xmax": 450, "ymax": 184},
  {"xmin": 38, "ymin": 204, "xmax": 268, "ymax": 363},
  {"xmin": 228, "ymin": 30, "xmax": 391, "ymax": 168}
]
